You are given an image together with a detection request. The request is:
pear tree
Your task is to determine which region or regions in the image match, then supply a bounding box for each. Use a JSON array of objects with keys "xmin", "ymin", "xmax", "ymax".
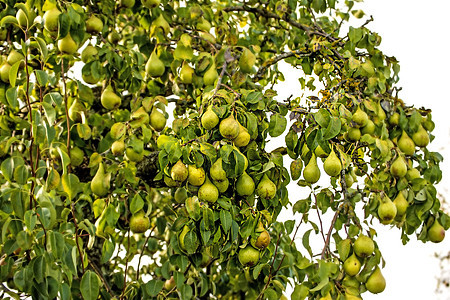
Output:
[{"xmin": 0, "ymin": 0, "xmax": 448, "ymax": 299}]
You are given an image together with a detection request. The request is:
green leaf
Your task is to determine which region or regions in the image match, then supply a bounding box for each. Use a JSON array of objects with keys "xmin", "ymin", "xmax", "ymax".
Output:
[
  {"xmin": 264, "ymin": 288, "xmax": 278, "ymax": 300},
  {"xmin": 9, "ymin": 61, "xmax": 21, "ymax": 87},
  {"xmin": 322, "ymin": 117, "xmax": 341, "ymax": 140},
  {"xmin": 34, "ymin": 37, "xmax": 48, "ymax": 60},
  {"xmin": 48, "ymin": 231, "xmax": 64, "ymax": 259},
  {"xmin": 6, "ymin": 87, "xmax": 19, "ymax": 110},
  {"xmin": 313, "ymin": 108, "xmax": 330, "ymax": 128},
  {"xmin": 130, "ymin": 194, "xmax": 144, "ymax": 214},
  {"xmin": 0, "ymin": 16, "xmax": 19, "ymax": 26},
  {"xmin": 220, "ymin": 210, "xmax": 232, "ymax": 233},
  {"xmin": 268, "ymin": 113, "xmax": 287, "ymax": 137},
  {"xmin": 179, "ymin": 283, "xmax": 193, "ymax": 300},
  {"xmin": 146, "ymin": 279, "xmax": 164, "ymax": 297},
  {"xmin": 81, "ymin": 271, "xmax": 100, "ymax": 300},
  {"xmin": 101, "ymin": 239, "xmax": 115, "ymax": 264},
  {"xmin": 337, "ymin": 239, "xmax": 351, "ymax": 261},
  {"xmin": 291, "ymin": 284, "xmax": 309, "ymax": 300},
  {"xmin": 302, "ymin": 229, "xmax": 313, "ymax": 257},
  {"xmin": 61, "ymin": 173, "xmax": 81, "ymax": 200},
  {"xmin": 35, "ymin": 70, "xmax": 49, "ymax": 86},
  {"xmin": 348, "ymin": 26, "xmax": 364, "ymax": 44}
]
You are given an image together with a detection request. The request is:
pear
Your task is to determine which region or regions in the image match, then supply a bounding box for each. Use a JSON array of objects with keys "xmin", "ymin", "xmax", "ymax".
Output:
[
  {"xmin": 151, "ymin": 14, "xmax": 170, "ymax": 35},
  {"xmin": 393, "ymin": 191, "xmax": 408, "ymax": 217},
  {"xmin": 101, "ymin": 86, "xmax": 122, "ymax": 110},
  {"xmin": 43, "ymin": 8, "xmax": 61, "ymax": 32},
  {"xmin": 125, "ymin": 148, "xmax": 144, "ymax": 162},
  {"xmin": 81, "ymin": 45, "xmax": 98, "ymax": 63},
  {"xmin": 239, "ymin": 47, "xmax": 256, "ymax": 73},
  {"xmin": 428, "ymin": 219, "xmax": 445, "ymax": 243},
  {"xmin": 0, "ymin": 63, "xmax": 11, "ymax": 83},
  {"xmin": 290, "ymin": 158, "xmax": 303, "ymax": 180},
  {"xmin": 129, "ymin": 107, "xmax": 150, "ymax": 128},
  {"xmin": 390, "ymin": 156, "xmax": 407, "ymax": 178},
  {"xmin": 389, "ymin": 112, "xmax": 400, "ymax": 125},
  {"xmin": 164, "ymin": 276, "xmax": 175, "ymax": 291},
  {"xmin": 171, "ymin": 160, "xmax": 188, "ymax": 182},
  {"xmin": 346, "ymin": 127, "xmax": 361, "ymax": 141},
  {"xmin": 398, "ymin": 131, "xmax": 415, "ymax": 156},
  {"xmin": 406, "ymin": 168, "xmax": 420, "ymax": 181},
  {"xmin": 146, "ymin": 50, "xmax": 165, "ymax": 77},
  {"xmin": 412, "ymin": 125, "xmax": 429, "ymax": 147},
  {"xmin": 7, "ymin": 50, "xmax": 24, "ymax": 66},
  {"xmin": 107, "ymin": 31, "xmax": 121, "ymax": 44},
  {"xmin": 210, "ymin": 158, "xmax": 227, "ymax": 181},
  {"xmin": 303, "ymin": 154, "xmax": 320, "ymax": 184},
  {"xmin": 213, "ymin": 178, "xmax": 229, "ymax": 193},
  {"xmin": 86, "ymin": 15, "xmax": 103, "ymax": 33},
  {"xmin": 58, "ymin": 34, "xmax": 78, "ymax": 54},
  {"xmin": 142, "ymin": 0, "xmax": 160, "ymax": 9},
  {"xmin": 373, "ymin": 101, "xmax": 386, "ymax": 125},
  {"xmin": 16, "ymin": 9, "xmax": 29, "ymax": 28},
  {"xmin": 343, "ymin": 253, "xmax": 361, "ymax": 276},
  {"xmin": 111, "ymin": 138, "xmax": 125, "ymax": 156},
  {"xmin": 352, "ymin": 106, "xmax": 368, "ymax": 127},
  {"xmin": 354, "ymin": 235, "xmax": 374, "ymax": 258},
  {"xmin": 187, "ymin": 165, "xmax": 206, "ymax": 186},
  {"xmin": 238, "ymin": 245, "xmax": 260, "ymax": 267},
  {"xmin": 234, "ymin": 124, "xmax": 251, "ymax": 147},
  {"xmin": 361, "ymin": 119, "xmax": 375, "ymax": 135},
  {"xmin": 129, "ymin": 210, "xmax": 150, "ymax": 233},
  {"xmin": 314, "ymin": 144, "xmax": 327, "ymax": 158},
  {"xmin": 365, "ymin": 267, "xmax": 386, "ymax": 294},
  {"xmin": 203, "ymin": 62, "xmax": 218, "ymax": 86},
  {"xmin": 90, "ymin": 163, "xmax": 111, "ymax": 197},
  {"xmin": 180, "ymin": 61, "xmax": 194, "ymax": 84},
  {"xmin": 254, "ymin": 230, "xmax": 270, "ymax": 249},
  {"xmin": 256, "ymin": 174, "xmax": 276, "ymax": 200},
  {"xmin": 198, "ymin": 177, "xmax": 219, "ymax": 203},
  {"xmin": 378, "ymin": 195, "xmax": 397, "ymax": 225},
  {"xmin": 68, "ymin": 99, "xmax": 85, "ymax": 123},
  {"xmin": 344, "ymin": 171, "xmax": 354, "ymax": 187},
  {"xmin": 236, "ymin": 172, "xmax": 255, "ymax": 196},
  {"xmin": 201, "ymin": 106, "xmax": 219, "ymax": 130},
  {"xmin": 119, "ymin": 0, "xmax": 135, "ymax": 8},
  {"xmin": 323, "ymin": 149, "xmax": 342, "ymax": 177},
  {"xmin": 70, "ymin": 147, "xmax": 84, "ymax": 167},
  {"xmin": 219, "ymin": 116, "xmax": 240, "ymax": 140},
  {"xmin": 150, "ymin": 108, "xmax": 166, "ymax": 131},
  {"xmin": 174, "ymin": 187, "xmax": 188, "ymax": 203},
  {"xmin": 110, "ymin": 122, "xmax": 126, "ymax": 140}
]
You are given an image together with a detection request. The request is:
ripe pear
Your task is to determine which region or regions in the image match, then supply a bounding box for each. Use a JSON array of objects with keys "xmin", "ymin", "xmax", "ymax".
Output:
[
  {"xmin": 125, "ymin": 148, "xmax": 144, "ymax": 162},
  {"xmin": 352, "ymin": 106, "xmax": 368, "ymax": 127},
  {"xmin": 101, "ymin": 86, "xmax": 122, "ymax": 110},
  {"xmin": 198, "ymin": 177, "xmax": 219, "ymax": 203},
  {"xmin": 412, "ymin": 124, "xmax": 429, "ymax": 147},
  {"xmin": 378, "ymin": 195, "xmax": 397, "ymax": 225},
  {"xmin": 236, "ymin": 172, "xmax": 255, "ymax": 196},
  {"xmin": 234, "ymin": 124, "xmax": 251, "ymax": 147},
  {"xmin": 111, "ymin": 138, "xmax": 125, "ymax": 156},
  {"xmin": 203, "ymin": 63, "xmax": 218, "ymax": 86},
  {"xmin": 398, "ymin": 130, "xmax": 415, "ymax": 155},
  {"xmin": 129, "ymin": 107, "xmax": 150, "ymax": 128},
  {"xmin": 0, "ymin": 63, "xmax": 11, "ymax": 83},
  {"xmin": 86, "ymin": 15, "xmax": 103, "ymax": 33},
  {"xmin": 343, "ymin": 253, "xmax": 361, "ymax": 276},
  {"xmin": 239, "ymin": 47, "xmax": 256, "ymax": 73},
  {"xmin": 201, "ymin": 106, "xmax": 219, "ymax": 130},
  {"xmin": 219, "ymin": 116, "xmax": 240, "ymax": 140},
  {"xmin": 323, "ymin": 149, "xmax": 342, "ymax": 177},
  {"xmin": 107, "ymin": 31, "xmax": 121, "ymax": 44},
  {"xmin": 70, "ymin": 147, "xmax": 84, "ymax": 167},
  {"xmin": 129, "ymin": 210, "xmax": 150, "ymax": 233},
  {"xmin": 90, "ymin": 163, "xmax": 111, "ymax": 197},
  {"xmin": 81, "ymin": 45, "xmax": 98, "ymax": 63},
  {"xmin": 180, "ymin": 61, "xmax": 194, "ymax": 84},
  {"xmin": 163, "ymin": 276, "xmax": 175, "ymax": 291},
  {"xmin": 187, "ymin": 165, "xmax": 206, "ymax": 186},
  {"xmin": 146, "ymin": 50, "xmax": 165, "ymax": 77},
  {"xmin": 238, "ymin": 245, "xmax": 260, "ymax": 267},
  {"xmin": 389, "ymin": 112, "xmax": 400, "ymax": 125},
  {"xmin": 390, "ymin": 156, "xmax": 407, "ymax": 178},
  {"xmin": 303, "ymin": 154, "xmax": 320, "ymax": 184},
  {"xmin": 428, "ymin": 219, "xmax": 445, "ymax": 243},
  {"xmin": 256, "ymin": 174, "xmax": 276, "ymax": 200},
  {"xmin": 406, "ymin": 168, "xmax": 420, "ymax": 181},
  {"xmin": 142, "ymin": 0, "xmax": 160, "ymax": 9},
  {"xmin": 110, "ymin": 122, "xmax": 126, "ymax": 140},
  {"xmin": 354, "ymin": 235, "xmax": 374, "ymax": 258},
  {"xmin": 393, "ymin": 191, "xmax": 408, "ymax": 217},
  {"xmin": 361, "ymin": 119, "xmax": 375, "ymax": 135},
  {"xmin": 346, "ymin": 127, "xmax": 361, "ymax": 141},
  {"xmin": 178, "ymin": 225, "xmax": 190, "ymax": 251},
  {"xmin": 119, "ymin": 0, "xmax": 135, "ymax": 8},
  {"xmin": 290, "ymin": 158, "xmax": 303, "ymax": 180},
  {"xmin": 171, "ymin": 160, "xmax": 188, "ymax": 182},
  {"xmin": 7, "ymin": 50, "xmax": 24, "ymax": 66},
  {"xmin": 151, "ymin": 14, "xmax": 170, "ymax": 36},
  {"xmin": 210, "ymin": 158, "xmax": 227, "ymax": 181},
  {"xmin": 43, "ymin": 8, "xmax": 61, "ymax": 32},
  {"xmin": 68, "ymin": 99, "xmax": 85, "ymax": 123},
  {"xmin": 365, "ymin": 267, "xmax": 386, "ymax": 294},
  {"xmin": 150, "ymin": 108, "xmax": 166, "ymax": 131},
  {"xmin": 254, "ymin": 230, "xmax": 270, "ymax": 249},
  {"xmin": 213, "ymin": 178, "xmax": 229, "ymax": 193},
  {"xmin": 58, "ymin": 33, "xmax": 78, "ymax": 54},
  {"xmin": 174, "ymin": 187, "xmax": 188, "ymax": 203}
]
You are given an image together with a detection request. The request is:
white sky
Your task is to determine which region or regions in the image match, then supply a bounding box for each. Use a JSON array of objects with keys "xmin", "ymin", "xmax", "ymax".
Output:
[{"xmin": 272, "ymin": 1, "xmax": 450, "ymax": 299}]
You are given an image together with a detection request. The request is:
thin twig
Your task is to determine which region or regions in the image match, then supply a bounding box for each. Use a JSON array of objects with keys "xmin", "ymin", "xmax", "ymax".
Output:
[
  {"xmin": 119, "ymin": 229, "xmax": 131, "ymax": 300},
  {"xmin": 136, "ymin": 226, "xmax": 156, "ymax": 280},
  {"xmin": 89, "ymin": 259, "xmax": 115, "ymax": 297},
  {"xmin": 71, "ymin": 202, "xmax": 85, "ymax": 274}
]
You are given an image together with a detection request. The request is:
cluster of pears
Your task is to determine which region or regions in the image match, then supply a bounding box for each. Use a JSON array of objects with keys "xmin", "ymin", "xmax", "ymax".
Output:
[
  {"xmin": 238, "ymin": 224, "xmax": 271, "ymax": 267},
  {"xmin": 0, "ymin": 49, "xmax": 25, "ymax": 84},
  {"xmin": 341, "ymin": 235, "xmax": 386, "ymax": 296}
]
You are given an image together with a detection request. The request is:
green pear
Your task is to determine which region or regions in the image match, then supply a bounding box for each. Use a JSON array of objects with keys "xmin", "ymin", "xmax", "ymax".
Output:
[
  {"xmin": 210, "ymin": 158, "xmax": 227, "ymax": 181},
  {"xmin": 346, "ymin": 127, "xmax": 361, "ymax": 141},
  {"xmin": 111, "ymin": 138, "xmax": 125, "ymax": 156},
  {"xmin": 428, "ymin": 219, "xmax": 445, "ymax": 243},
  {"xmin": 90, "ymin": 163, "xmax": 111, "ymax": 197},
  {"xmin": 129, "ymin": 210, "xmax": 150, "ymax": 233},
  {"xmin": 256, "ymin": 174, "xmax": 276, "ymax": 200},
  {"xmin": 86, "ymin": 15, "xmax": 103, "ymax": 33},
  {"xmin": 129, "ymin": 107, "xmax": 150, "ymax": 128},
  {"xmin": 101, "ymin": 85, "xmax": 122, "ymax": 110},
  {"xmin": 303, "ymin": 154, "xmax": 320, "ymax": 184},
  {"xmin": 219, "ymin": 116, "xmax": 240, "ymax": 140},
  {"xmin": 7, "ymin": 50, "xmax": 24, "ymax": 66},
  {"xmin": 238, "ymin": 245, "xmax": 260, "ymax": 267},
  {"xmin": 187, "ymin": 165, "xmax": 206, "ymax": 186},
  {"xmin": 178, "ymin": 225, "xmax": 190, "ymax": 251},
  {"xmin": 390, "ymin": 156, "xmax": 407, "ymax": 178},
  {"xmin": 0, "ymin": 63, "xmax": 11, "ymax": 83},
  {"xmin": 412, "ymin": 124, "xmax": 429, "ymax": 147},
  {"xmin": 361, "ymin": 119, "xmax": 375, "ymax": 135},
  {"xmin": 236, "ymin": 172, "xmax": 255, "ymax": 196},
  {"xmin": 343, "ymin": 253, "xmax": 361, "ymax": 276},
  {"xmin": 405, "ymin": 168, "xmax": 420, "ymax": 181},
  {"xmin": 110, "ymin": 122, "xmax": 126, "ymax": 140},
  {"xmin": 198, "ymin": 177, "xmax": 219, "ymax": 203},
  {"xmin": 68, "ymin": 99, "xmax": 85, "ymax": 123},
  {"xmin": 398, "ymin": 130, "xmax": 415, "ymax": 155},
  {"xmin": 43, "ymin": 8, "xmax": 61, "ymax": 32},
  {"xmin": 201, "ymin": 106, "xmax": 219, "ymax": 130},
  {"xmin": 365, "ymin": 267, "xmax": 386, "ymax": 294},
  {"xmin": 354, "ymin": 235, "xmax": 374, "ymax": 258},
  {"xmin": 203, "ymin": 62, "xmax": 218, "ymax": 86},
  {"xmin": 239, "ymin": 47, "xmax": 256, "ymax": 73},
  {"xmin": 352, "ymin": 106, "xmax": 368, "ymax": 127},
  {"xmin": 150, "ymin": 108, "xmax": 166, "ymax": 131},
  {"xmin": 70, "ymin": 147, "xmax": 84, "ymax": 167},
  {"xmin": 81, "ymin": 45, "xmax": 98, "ymax": 63},
  {"xmin": 125, "ymin": 147, "xmax": 144, "ymax": 162},
  {"xmin": 107, "ymin": 31, "xmax": 121, "ymax": 44},
  {"xmin": 151, "ymin": 14, "xmax": 170, "ymax": 35},
  {"xmin": 171, "ymin": 160, "xmax": 188, "ymax": 182},
  {"xmin": 119, "ymin": 0, "xmax": 135, "ymax": 8},
  {"xmin": 373, "ymin": 101, "xmax": 386, "ymax": 125},
  {"xmin": 323, "ymin": 149, "xmax": 342, "ymax": 177},
  {"xmin": 142, "ymin": 0, "xmax": 160, "ymax": 9},
  {"xmin": 164, "ymin": 276, "xmax": 175, "ymax": 291},
  {"xmin": 234, "ymin": 124, "xmax": 251, "ymax": 147},
  {"xmin": 389, "ymin": 112, "xmax": 399, "ymax": 125},
  {"xmin": 180, "ymin": 61, "xmax": 194, "ymax": 84},
  {"xmin": 378, "ymin": 195, "xmax": 397, "ymax": 225},
  {"xmin": 174, "ymin": 187, "xmax": 188, "ymax": 203},
  {"xmin": 58, "ymin": 33, "xmax": 78, "ymax": 54},
  {"xmin": 393, "ymin": 191, "xmax": 408, "ymax": 217},
  {"xmin": 213, "ymin": 178, "xmax": 229, "ymax": 193},
  {"xmin": 145, "ymin": 50, "xmax": 165, "ymax": 77},
  {"xmin": 290, "ymin": 158, "xmax": 303, "ymax": 180}
]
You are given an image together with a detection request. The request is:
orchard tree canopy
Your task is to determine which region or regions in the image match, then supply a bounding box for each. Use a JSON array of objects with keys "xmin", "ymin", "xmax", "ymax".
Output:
[{"xmin": 0, "ymin": 0, "xmax": 448, "ymax": 299}]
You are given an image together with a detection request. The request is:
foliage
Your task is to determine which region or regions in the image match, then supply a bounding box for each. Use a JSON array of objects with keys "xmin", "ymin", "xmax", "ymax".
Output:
[{"xmin": 0, "ymin": 0, "xmax": 448, "ymax": 299}]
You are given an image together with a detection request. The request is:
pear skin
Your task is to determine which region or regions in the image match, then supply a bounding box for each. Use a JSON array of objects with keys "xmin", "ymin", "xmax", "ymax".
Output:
[
  {"xmin": 303, "ymin": 154, "xmax": 320, "ymax": 184},
  {"xmin": 365, "ymin": 267, "xmax": 386, "ymax": 294},
  {"xmin": 236, "ymin": 172, "xmax": 255, "ymax": 196},
  {"xmin": 323, "ymin": 149, "xmax": 342, "ymax": 177},
  {"xmin": 354, "ymin": 235, "xmax": 374, "ymax": 258},
  {"xmin": 428, "ymin": 219, "xmax": 445, "ymax": 243},
  {"xmin": 256, "ymin": 174, "xmax": 276, "ymax": 200},
  {"xmin": 91, "ymin": 163, "xmax": 111, "ymax": 197}
]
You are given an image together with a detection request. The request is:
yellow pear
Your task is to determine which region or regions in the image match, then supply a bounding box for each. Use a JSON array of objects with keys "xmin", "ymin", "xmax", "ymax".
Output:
[
  {"xmin": 7, "ymin": 49, "xmax": 24, "ymax": 66},
  {"xmin": 346, "ymin": 127, "xmax": 361, "ymax": 141},
  {"xmin": 90, "ymin": 163, "xmax": 111, "ymax": 197},
  {"xmin": 125, "ymin": 148, "xmax": 144, "ymax": 162},
  {"xmin": 405, "ymin": 168, "xmax": 420, "ymax": 181},
  {"xmin": 389, "ymin": 112, "xmax": 400, "ymax": 125},
  {"xmin": 256, "ymin": 174, "xmax": 276, "ymax": 200},
  {"xmin": 290, "ymin": 158, "xmax": 303, "ymax": 180},
  {"xmin": 198, "ymin": 177, "xmax": 219, "ymax": 203},
  {"xmin": 151, "ymin": 14, "xmax": 170, "ymax": 35},
  {"xmin": 201, "ymin": 106, "xmax": 219, "ymax": 130},
  {"xmin": 390, "ymin": 156, "xmax": 407, "ymax": 178},
  {"xmin": 213, "ymin": 178, "xmax": 229, "ymax": 193},
  {"xmin": 150, "ymin": 108, "xmax": 166, "ymax": 131},
  {"xmin": 393, "ymin": 191, "xmax": 408, "ymax": 217},
  {"xmin": 58, "ymin": 33, "xmax": 78, "ymax": 54},
  {"xmin": 145, "ymin": 50, "xmax": 165, "ymax": 77},
  {"xmin": 210, "ymin": 158, "xmax": 227, "ymax": 181},
  {"xmin": 323, "ymin": 149, "xmax": 342, "ymax": 177},
  {"xmin": 303, "ymin": 154, "xmax": 320, "ymax": 184},
  {"xmin": 238, "ymin": 245, "xmax": 260, "ymax": 267},
  {"xmin": 187, "ymin": 165, "xmax": 206, "ymax": 186},
  {"xmin": 180, "ymin": 61, "xmax": 194, "ymax": 84},
  {"xmin": 236, "ymin": 172, "xmax": 255, "ymax": 196},
  {"xmin": 81, "ymin": 45, "xmax": 98, "ymax": 63},
  {"xmin": 352, "ymin": 106, "xmax": 368, "ymax": 127},
  {"xmin": 86, "ymin": 15, "xmax": 103, "ymax": 33},
  {"xmin": 254, "ymin": 230, "xmax": 270, "ymax": 249},
  {"xmin": 0, "ymin": 63, "xmax": 11, "ymax": 83},
  {"xmin": 171, "ymin": 160, "xmax": 188, "ymax": 182},
  {"xmin": 239, "ymin": 47, "xmax": 256, "ymax": 73},
  {"xmin": 365, "ymin": 267, "xmax": 386, "ymax": 294},
  {"xmin": 234, "ymin": 124, "xmax": 251, "ymax": 147},
  {"xmin": 354, "ymin": 235, "xmax": 374, "ymax": 258},
  {"xmin": 203, "ymin": 62, "xmax": 218, "ymax": 86},
  {"xmin": 119, "ymin": 0, "xmax": 135, "ymax": 8},
  {"xmin": 107, "ymin": 31, "xmax": 121, "ymax": 44},
  {"xmin": 378, "ymin": 195, "xmax": 397, "ymax": 225},
  {"xmin": 343, "ymin": 253, "xmax": 361, "ymax": 276},
  {"xmin": 101, "ymin": 85, "xmax": 122, "ymax": 110},
  {"xmin": 361, "ymin": 119, "xmax": 375, "ymax": 135},
  {"xmin": 219, "ymin": 116, "xmax": 240, "ymax": 140},
  {"xmin": 412, "ymin": 124, "xmax": 429, "ymax": 147},
  {"xmin": 111, "ymin": 138, "xmax": 125, "ymax": 156},
  {"xmin": 68, "ymin": 99, "xmax": 85, "ymax": 123},
  {"xmin": 110, "ymin": 122, "xmax": 126, "ymax": 140},
  {"xmin": 428, "ymin": 219, "xmax": 445, "ymax": 243},
  {"xmin": 129, "ymin": 107, "xmax": 150, "ymax": 128},
  {"xmin": 398, "ymin": 130, "xmax": 415, "ymax": 156},
  {"xmin": 129, "ymin": 210, "xmax": 150, "ymax": 233}
]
